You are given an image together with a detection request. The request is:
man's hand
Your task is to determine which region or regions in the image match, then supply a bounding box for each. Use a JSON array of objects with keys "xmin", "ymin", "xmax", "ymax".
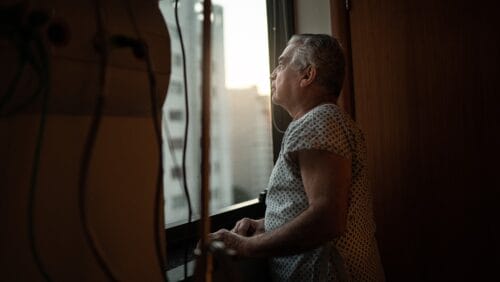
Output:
[
  {"xmin": 208, "ymin": 229, "xmax": 252, "ymax": 257},
  {"xmin": 231, "ymin": 218, "xmax": 264, "ymax": 237}
]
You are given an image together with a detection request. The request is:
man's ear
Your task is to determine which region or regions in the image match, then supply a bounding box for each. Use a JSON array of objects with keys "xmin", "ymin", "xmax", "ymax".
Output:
[{"xmin": 299, "ymin": 65, "xmax": 317, "ymax": 87}]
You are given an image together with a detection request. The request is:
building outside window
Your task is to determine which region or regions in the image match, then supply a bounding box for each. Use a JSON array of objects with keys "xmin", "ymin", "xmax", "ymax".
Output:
[{"xmin": 159, "ymin": 0, "xmax": 272, "ymax": 225}]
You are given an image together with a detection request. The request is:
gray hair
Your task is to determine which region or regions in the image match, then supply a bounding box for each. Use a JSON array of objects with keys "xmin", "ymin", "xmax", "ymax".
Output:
[{"xmin": 287, "ymin": 34, "xmax": 346, "ymax": 97}]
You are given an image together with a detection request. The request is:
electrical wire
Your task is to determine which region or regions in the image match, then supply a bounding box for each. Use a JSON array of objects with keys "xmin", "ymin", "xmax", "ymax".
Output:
[
  {"xmin": 173, "ymin": 0, "xmax": 194, "ymax": 280},
  {"xmin": 3, "ymin": 51, "xmax": 45, "ymax": 117},
  {"xmin": 146, "ymin": 47, "xmax": 167, "ymax": 281},
  {"xmin": 0, "ymin": 59, "xmax": 27, "ymax": 112},
  {"xmin": 122, "ymin": 1, "xmax": 195, "ymax": 280},
  {"xmin": 144, "ymin": 43, "xmax": 169, "ymax": 282},
  {"xmin": 2, "ymin": 5, "xmax": 60, "ymax": 281},
  {"xmin": 26, "ymin": 30, "xmax": 53, "ymax": 282},
  {"xmin": 1, "ymin": 18, "xmax": 45, "ymax": 116},
  {"xmin": 121, "ymin": 0, "xmax": 168, "ymax": 280},
  {"xmin": 78, "ymin": 1, "xmax": 119, "ymax": 280},
  {"xmin": 4, "ymin": 72, "xmax": 44, "ymax": 117}
]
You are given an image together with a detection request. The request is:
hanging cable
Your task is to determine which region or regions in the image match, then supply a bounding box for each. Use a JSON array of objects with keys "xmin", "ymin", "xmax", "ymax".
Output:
[
  {"xmin": 0, "ymin": 5, "xmax": 55, "ymax": 280},
  {"xmin": 121, "ymin": 0, "xmax": 168, "ymax": 279},
  {"xmin": 120, "ymin": 0, "xmax": 195, "ymax": 279},
  {"xmin": 143, "ymin": 39, "xmax": 169, "ymax": 282},
  {"xmin": 1, "ymin": 7, "xmax": 70, "ymax": 117},
  {"xmin": 1, "ymin": 5, "xmax": 74, "ymax": 280},
  {"xmin": 0, "ymin": 6, "xmax": 47, "ymax": 116},
  {"xmin": 173, "ymin": 0, "xmax": 194, "ymax": 280},
  {"xmin": 26, "ymin": 26, "xmax": 52, "ymax": 282},
  {"xmin": 0, "ymin": 60, "xmax": 27, "ymax": 112},
  {"xmin": 78, "ymin": 1, "xmax": 119, "ymax": 280}
]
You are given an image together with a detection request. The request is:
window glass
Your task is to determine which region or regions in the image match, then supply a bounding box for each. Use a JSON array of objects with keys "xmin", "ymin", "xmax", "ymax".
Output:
[{"xmin": 159, "ymin": 0, "xmax": 273, "ymax": 225}]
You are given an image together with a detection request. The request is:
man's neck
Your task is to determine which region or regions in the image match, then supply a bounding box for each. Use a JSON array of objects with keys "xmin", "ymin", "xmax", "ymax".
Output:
[{"xmin": 290, "ymin": 94, "xmax": 337, "ymax": 120}]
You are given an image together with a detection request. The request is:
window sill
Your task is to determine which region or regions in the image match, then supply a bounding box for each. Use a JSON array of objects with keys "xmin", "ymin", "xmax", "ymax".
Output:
[{"xmin": 165, "ymin": 197, "xmax": 266, "ymax": 270}]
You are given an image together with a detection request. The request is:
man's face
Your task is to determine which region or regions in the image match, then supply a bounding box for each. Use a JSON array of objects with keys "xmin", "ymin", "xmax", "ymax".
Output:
[{"xmin": 270, "ymin": 44, "xmax": 301, "ymax": 108}]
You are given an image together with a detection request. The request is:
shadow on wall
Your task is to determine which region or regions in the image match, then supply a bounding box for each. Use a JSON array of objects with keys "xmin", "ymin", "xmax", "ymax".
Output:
[{"xmin": 0, "ymin": 1, "xmax": 171, "ymax": 281}]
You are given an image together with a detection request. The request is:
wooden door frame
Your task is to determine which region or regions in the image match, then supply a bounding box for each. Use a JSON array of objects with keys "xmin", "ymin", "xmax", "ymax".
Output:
[{"xmin": 330, "ymin": 0, "xmax": 356, "ymax": 119}]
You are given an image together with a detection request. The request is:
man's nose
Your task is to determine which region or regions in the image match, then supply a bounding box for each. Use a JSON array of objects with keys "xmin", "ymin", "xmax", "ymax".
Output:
[{"xmin": 270, "ymin": 68, "xmax": 277, "ymax": 80}]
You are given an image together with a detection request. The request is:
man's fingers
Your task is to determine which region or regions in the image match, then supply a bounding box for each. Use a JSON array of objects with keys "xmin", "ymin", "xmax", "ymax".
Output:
[
  {"xmin": 231, "ymin": 218, "xmax": 260, "ymax": 236},
  {"xmin": 231, "ymin": 222, "xmax": 240, "ymax": 233},
  {"xmin": 211, "ymin": 229, "xmax": 230, "ymax": 240},
  {"xmin": 238, "ymin": 221, "xmax": 250, "ymax": 235},
  {"xmin": 233, "ymin": 218, "xmax": 251, "ymax": 236}
]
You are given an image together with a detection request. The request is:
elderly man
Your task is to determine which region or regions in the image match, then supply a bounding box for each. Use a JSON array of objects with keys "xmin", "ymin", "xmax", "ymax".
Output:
[{"xmin": 209, "ymin": 34, "xmax": 385, "ymax": 282}]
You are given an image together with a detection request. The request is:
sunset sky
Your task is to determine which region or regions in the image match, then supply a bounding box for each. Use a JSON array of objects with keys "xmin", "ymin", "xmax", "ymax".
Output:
[{"xmin": 213, "ymin": 0, "xmax": 271, "ymax": 95}]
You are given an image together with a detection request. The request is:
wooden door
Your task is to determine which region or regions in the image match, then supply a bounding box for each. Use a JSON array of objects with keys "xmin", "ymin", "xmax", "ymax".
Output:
[{"xmin": 333, "ymin": 0, "xmax": 500, "ymax": 280}]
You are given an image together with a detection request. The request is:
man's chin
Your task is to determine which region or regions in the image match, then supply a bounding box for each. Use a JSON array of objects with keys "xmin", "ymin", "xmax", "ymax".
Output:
[{"xmin": 271, "ymin": 95, "xmax": 282, "ymax": 106}]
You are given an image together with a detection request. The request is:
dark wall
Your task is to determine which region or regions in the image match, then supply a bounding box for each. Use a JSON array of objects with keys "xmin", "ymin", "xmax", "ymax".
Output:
[
  {"xmin": 0, "ymin": 1, "xmax": 170, "ymax": 281},
  {"xmin": 347, "ymin": 0, "xmax": 499, "ymax": 280}
]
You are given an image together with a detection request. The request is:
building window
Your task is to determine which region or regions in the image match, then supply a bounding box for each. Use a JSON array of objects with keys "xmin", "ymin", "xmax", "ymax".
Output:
[
  {"xmin": 160, "ymin": 0, "xmax": 273, "ymax": 226},
  {"xmin": 173, "ymin": 53, "xmax": 182, "ymax": 67},
  {"xmin": 168, "ymin": 137, "xmax": 184, "ymax": 150},
  {"xmin": 170, "ymin": 166, "xmax": 183, "ymax": 179},
  {"xmin": 172, "ymin": 194, "xmax": 186, "ymax": 209},
  {"xmin": 169, "ymin": 80, "xmax": 183, "ymax": 95},
  {"xmin": 169, "ymin": 109, "xmax": 183, "ymax": 121}
]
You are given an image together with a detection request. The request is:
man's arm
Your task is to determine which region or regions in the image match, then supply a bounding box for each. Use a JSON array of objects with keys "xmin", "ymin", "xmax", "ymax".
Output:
[{"xmin": 211, "ymin": 149, "xmax": 351, "ymax": 257}]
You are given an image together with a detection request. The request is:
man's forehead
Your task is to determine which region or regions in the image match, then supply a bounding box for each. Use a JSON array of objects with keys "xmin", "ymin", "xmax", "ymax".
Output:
[{"xmin": 279, "ymin": 44, "xmax": 295, "ymax": 61}]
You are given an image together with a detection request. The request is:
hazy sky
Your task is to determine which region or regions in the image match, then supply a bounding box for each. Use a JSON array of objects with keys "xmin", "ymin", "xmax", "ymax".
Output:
[{"xmin": 213, "ymin": 0, "xmax": 271, "ymax": 95}]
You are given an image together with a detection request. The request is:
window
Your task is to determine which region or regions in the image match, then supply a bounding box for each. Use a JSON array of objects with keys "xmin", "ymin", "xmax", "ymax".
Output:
[
  {"xmin": 170, "ymin": 166, "xmax": 183, "ymax": 179},
  {"xmin": 160, "ymin": 0, "xmax": 273, "ymax": 226},
  {"xmin": 172, "ymin": 194, "xmax": 187, "ymax": 209},
  {"xmin": 168, "ymin": 137, "xmax": 184, "ymax": 150},
  {"xmin": 168, "ymin": 109, "xmax": 183, "ymax": 121},
  {"xmin": 169, "ymin": 80, "xmax": 183, "ymax": 95},
  {"xmin": 173, "ymin": 53, "xmax": 182, "ymax": 67}
]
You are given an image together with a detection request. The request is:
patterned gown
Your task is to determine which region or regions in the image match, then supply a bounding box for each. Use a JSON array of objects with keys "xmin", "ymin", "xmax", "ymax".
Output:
[{"xmin": 264, "ymin": 103, "xmax": 385, "ymax": 282}]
